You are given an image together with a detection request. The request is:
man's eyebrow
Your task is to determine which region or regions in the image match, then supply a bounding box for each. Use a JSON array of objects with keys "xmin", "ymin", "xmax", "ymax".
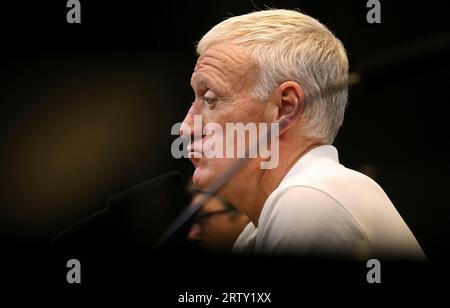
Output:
[
  {"xmin": 189, "ymin": 75, "xmax": 195, "ymax": 88},
  {"xmin": 190, "ymin": 75, "xmax": 225, "ymax": 96},
  {"xmin": 190, "ymin": 76, "xmax": 208, "ymax": 89}
]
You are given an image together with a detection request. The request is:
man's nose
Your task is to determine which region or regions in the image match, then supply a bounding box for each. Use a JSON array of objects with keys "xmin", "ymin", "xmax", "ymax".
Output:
[
  {"xmin": 179, "ymin": 103, "xmax": 203, "ymax": 138},
  {"xmin": 188, "ymin": 223, "xmax": 203, "ymax": 242},
  {"xmin": 180, "ymin": 104, "xmax": 194, "ymax": 137}
]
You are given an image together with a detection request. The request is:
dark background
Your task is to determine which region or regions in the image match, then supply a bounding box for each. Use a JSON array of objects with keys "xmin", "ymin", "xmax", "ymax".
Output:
[{"xmin": 0, "ymin": 0, "xmax": 449, "ymax": 293}]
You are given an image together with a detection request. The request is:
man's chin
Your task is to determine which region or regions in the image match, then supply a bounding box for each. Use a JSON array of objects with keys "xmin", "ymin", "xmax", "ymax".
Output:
[
  {"xmin": 192, "ymin": 167, "xmax": 215, "ymax": 190},
  {"xmin": 192, "ymin": 159, "xmax": 235, "ymax": 191}
]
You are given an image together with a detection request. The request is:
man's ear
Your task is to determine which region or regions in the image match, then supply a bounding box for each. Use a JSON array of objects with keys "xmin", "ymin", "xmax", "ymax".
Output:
[{"xmin": 273, "ymin": 81, "xmax": 305, "ymax": 134}]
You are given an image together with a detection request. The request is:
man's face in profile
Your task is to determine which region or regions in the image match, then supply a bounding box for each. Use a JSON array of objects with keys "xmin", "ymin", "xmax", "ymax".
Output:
[{"xmin": 181, "ymin": 43, "xmax": 270, "ymax": 192}]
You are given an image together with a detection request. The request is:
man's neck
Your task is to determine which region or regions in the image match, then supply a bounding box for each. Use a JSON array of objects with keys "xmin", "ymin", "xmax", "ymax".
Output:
[{"xmin": 226, "ymin": 139, "xmax": 322, "ymax": 226}]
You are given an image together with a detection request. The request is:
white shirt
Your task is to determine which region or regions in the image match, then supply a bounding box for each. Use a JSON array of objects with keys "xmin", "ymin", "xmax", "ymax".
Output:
[{"xmin": 233, "ymin": 145, "xmax": 426, "ymax": 260}]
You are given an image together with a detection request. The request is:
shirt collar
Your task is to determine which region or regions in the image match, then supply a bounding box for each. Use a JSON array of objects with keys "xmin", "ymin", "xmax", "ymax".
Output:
[{"xmin": 280, "ymin": 144, "xmax": 339, "ymax": 185}]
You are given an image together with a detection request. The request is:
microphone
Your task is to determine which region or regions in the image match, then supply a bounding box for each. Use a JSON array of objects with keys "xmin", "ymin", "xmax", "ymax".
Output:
[{"xmin": 53, "ymin": 171, "xmax": 189, "ymax": 253}]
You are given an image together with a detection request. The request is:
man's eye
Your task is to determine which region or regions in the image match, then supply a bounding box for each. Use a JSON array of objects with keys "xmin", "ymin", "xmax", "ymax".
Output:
[{"xmin": 202, "ymin": 90, "xmax": 218, "ymax": 106}]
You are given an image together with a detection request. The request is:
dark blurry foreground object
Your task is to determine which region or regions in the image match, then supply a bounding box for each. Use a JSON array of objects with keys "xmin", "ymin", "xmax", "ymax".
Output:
[{"xmin": 53, "ymin": 172, "xmax": 191, "ymax": 256}]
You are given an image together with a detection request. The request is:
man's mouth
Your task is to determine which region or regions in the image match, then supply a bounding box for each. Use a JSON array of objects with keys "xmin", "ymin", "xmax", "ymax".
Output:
[
  {"xmin": 188, "ymin": 151, "xmax": 202, "ymax": 167},
  {"xmin": 187, "ymin": 141, "xmax": 204, "ymax": 167}
]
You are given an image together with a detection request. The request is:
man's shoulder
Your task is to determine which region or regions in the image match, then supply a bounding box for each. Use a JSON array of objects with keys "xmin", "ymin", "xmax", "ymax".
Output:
[
  {"xmin": 287, "ymin": 157, "xmax": 380, "ymax": 188},
  {"xmin": 267, "ymin": 160, "xmax": 394, "ymax": 234},
  {"xmin": 260, "ymin": 162, "xmax": 426, "ymax": 259},
  {"xmin": 261, "ymin": 185, "xmax": 364, "ymax": 231},
  {"xmin": 275, "ymin": 158, "xmax": 388, "ymax": 209},
  {"xmin": 256, "ymin": 185, "xmax": 370, "ymax": 258}
]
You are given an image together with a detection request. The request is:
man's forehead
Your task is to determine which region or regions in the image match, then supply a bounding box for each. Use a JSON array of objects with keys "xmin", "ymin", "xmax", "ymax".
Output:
[
  {"xmin": 191, "ymin": 44, "xmax": 256, "ymax": 88},
  {"xmin": 197, "ymin": 43, "xmax": 240, "ymax": 62},
  {"xmin": 195, "ymin": 44, "xmax": 249, "ymax": 69}
]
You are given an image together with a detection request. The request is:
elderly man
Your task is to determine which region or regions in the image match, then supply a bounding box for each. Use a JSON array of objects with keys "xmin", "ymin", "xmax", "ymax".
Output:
[{"xmin": 180, "ymin": 9, "xmax": 425, "ymax": 259}]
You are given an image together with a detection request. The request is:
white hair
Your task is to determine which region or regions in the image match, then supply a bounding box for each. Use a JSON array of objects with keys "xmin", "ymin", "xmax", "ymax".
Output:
[{"xmin": 197, "ymin": 9, "xmax": 349, "ymax": 143}]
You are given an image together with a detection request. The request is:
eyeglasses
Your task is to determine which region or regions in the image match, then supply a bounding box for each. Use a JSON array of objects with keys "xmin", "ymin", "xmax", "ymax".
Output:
[{"xmin": 193, "ymin": 208, "xmax": 234, "ymax": 225}]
